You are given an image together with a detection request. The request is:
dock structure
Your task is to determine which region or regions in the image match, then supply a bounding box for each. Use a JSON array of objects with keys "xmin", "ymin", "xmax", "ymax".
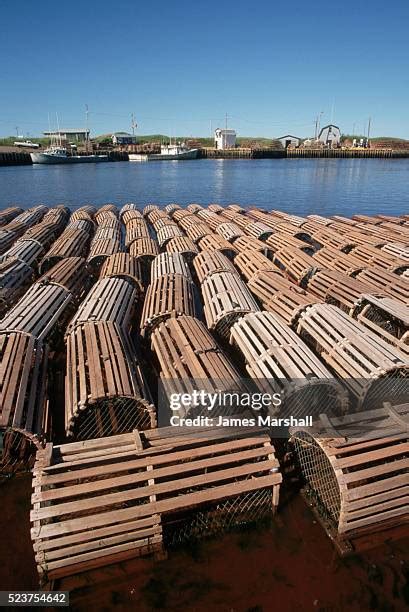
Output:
[{"xmin": 0, "ymin": 201, "xmax": 408, "ymax": 583}]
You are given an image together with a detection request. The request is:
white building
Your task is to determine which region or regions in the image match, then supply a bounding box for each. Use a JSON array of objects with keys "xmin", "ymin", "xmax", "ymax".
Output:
[
  {"xmin": 278, "ymin": 135, "xmax": 301, "ymax": 149},
  {"xmin": 318, "ymin": 124, "xmax": 341, "ymax": 147},
  {"xmin": 214, "ymin": 128, "xmax": 236, "ymax": 150}
]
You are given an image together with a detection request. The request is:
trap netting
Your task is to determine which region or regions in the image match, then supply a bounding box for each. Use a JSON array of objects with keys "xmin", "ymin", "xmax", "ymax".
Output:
[
  {"xmin": 291, "ymin": 431, "xmax": 341, "ymax": 525},
  {"xmin": 163, "ymin": 487, "xmax": 273, "ymax": 547},
  {"xmin": 0, "ymin": 429, "xmax": 38, "ymax": 479}
]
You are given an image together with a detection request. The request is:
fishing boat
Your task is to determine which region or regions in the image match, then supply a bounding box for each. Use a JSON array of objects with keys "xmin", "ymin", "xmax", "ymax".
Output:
[
  {"xmin": 129, "ymin": 142, "xmax": 198, "ymax": 162},
  {"xmin": 31, "ymin": 145, "xmax": 109, "ymax": 164}
]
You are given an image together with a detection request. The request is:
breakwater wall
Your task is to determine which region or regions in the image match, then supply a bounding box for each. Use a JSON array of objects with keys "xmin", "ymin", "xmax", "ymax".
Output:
[{"xmin": 287, "ymin": 148, "xmax": 409, "ymax": 158}]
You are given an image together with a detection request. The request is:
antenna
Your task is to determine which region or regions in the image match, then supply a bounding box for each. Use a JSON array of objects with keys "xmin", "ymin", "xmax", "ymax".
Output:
[
  {"xmin": 367, "ymin": 116, "xmax": 371, "ymax": 140},
  {"xmin": 131, "ymin": 113, "xmax": 137, "ymax": 136},
  {"xmin": 15, "ymin": 126, "xmax": 19, "ymax": 137},
  {"xmin": 225, "ymin": 112, "xmax": 228, "ymax": 130}
]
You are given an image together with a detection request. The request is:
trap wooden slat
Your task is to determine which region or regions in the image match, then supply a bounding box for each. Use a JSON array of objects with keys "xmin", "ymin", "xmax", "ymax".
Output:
[
  {"xmin": 266, "ymin": 232, "xmax": 314, "ymax": 255},
  {"xmin": 184, "ymin": 223, "xmax": 213, "ymax": 243},
  {"xmin": 193, "ymin": 250, "xmax": 239, "ymax": 283},
  {"xmin": 233, "ymin": 235, "xmax": 273, "ymax": 257},
  {"xmin": 244, "ymin": 221, "xmax": 274, "ymax": 241},
  {"xmin": 307, "ymin": 269, "xmax": 379, "ymax": 313},
  {"xmin": 65, "ymin": 320, "xmax": 155, "ymax": 440},
  {"xmin": 143, "ymin": 204, "xmax": 160, "ymax": 218},
  {"xmin": 272, "ymin": 247, "xmax": 319, "ymax": 287},
  {"xmin": 1, "ymin": 239, "xmax": 45, "ymax": 268},
  {"xmin": 198, "ymin": 234, "xmax": 238, "ymax": 259},
  {"xmin": 156, "ymin": 224, "xmax": 184, "ymax": 248},
  {"xmin": 197, "ymin": 210, "xmax": 221, "ymax": 229},
  {"xmin": 0, "ymin": 258, "xmax": 33, "ymax": 317},
  {"xmin": 0, "ymin": 281, "xmax": 72, "ymax": 342},
  {"xmin": 296, "ymin": 303, "xmax": 409, "ymax": 410},
  {"xmin": 38, "ymin": 257, "xmax": 88, "ymax": 300},
  {"xmin": 164, "ymin": 203, "xmax": 181, "ymax": 217},
  {"xmin": 201, "ymin": 271, "xmax": 260, "ymax": 340},
  {"xmin": 353, "ymin": 294, "xmax": 409, "ymax": 355},
  {"xmin": 151, "ymin": 252, "xmax": 192, "ymax": 282},
  {"xmin": 230, "ymin": 311, "xmax": 347, "ymax": 417},
  {"xmin": 0, "ymin": 207, "xmax": 23, "ymax": 227},
  {"xmin": 0, "ymin": 330, "xmax": 48, "ymax": 447},
  {"xmin": 382, "ymin": 243, "xmax": 409, "ymax": 262},
  {"xmin": 247, "ymin": 270, "xmax": 321, "ymax": 327},
  {"xmin": 39, "ymin": 228, "xmax": 90, "ymax": 274},
  {"xmin": 350, "ymin": 245, "xmax": 409, "ymax": 275},
  {"xmin": 312, "ymin": 247, "xmax": 365, "ymax": 277},
  {"xmin": 177, "ymin": 214, "xmax": 200, "ymax": 230},
  {"xmin": 128, "ymin": 237, "xmax": 159, "ymax": 261},
  {"xmin": 151, "ymin": 315, "xmax": 249, "ymax": 417},
  {"xmin": 120, "ymin": 203, "xmax": 141, "ymax": 221},
  {"xmin": 186, "ymin": 203, "xmax": 203, "ymax": 214},
  {"xmin": 216, "ymin": 222, "xmax": 245, "ymax": 242},
  {"xmin": 31, "ymin": 427, "xmax": 281, "ymax": 582},
  {"xmin": 99, "ymin": 253, "xmax": 144, "ymax": 294},
  {"xmin": 234, "ymin": 250, "xmax": 281, "ymax": 281},
  {"xmin": 309, "ymin": 228, "xmax": 356, "ymax": 253},
  {"xmin": 93, "ymin": 225, "xmax": 121, "ymax": 242},
  {"xmin": 124, "ymin": 218, "xmax": 150, "ymax": 248},
  {"xmin": 94, "ymin": 206, "xmax": 118, "ymax": 224},
  {"xmin": 141, "ymin": 273, "xmax": 197, "ymax": 336},
  {"xmin": 67, "ymin": 277, "xmax": 137, "ymax": 334},
  {"xmin": 0, "ymin": 229, "xmax": 18, "ymax": 255},
  {"xmin": 291, "ymin": 403, "xmax": 409, "ymax": 545},
  {"xmin": 165, "ymin": 236, "xmax": 199, "ymax": 262},
  {"xmin": 172, "ymin": 209, "xmax": 193, "ymax": 223},
  {"xmin": 207, "ymin": 204, "xmax": 224, "ymax": 214},
  {"xmin": 87, "ymin": 238, "xmax": 122, "ymax": 270},
  {"xmin": 356, "ymin": 267, "xmax": 409, "ymax": 305}
]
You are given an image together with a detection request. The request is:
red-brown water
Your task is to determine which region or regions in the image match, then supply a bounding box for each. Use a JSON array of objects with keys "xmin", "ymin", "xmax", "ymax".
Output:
[{"xmin": 1, "ymin": 475, "xmax": 408, "ymax": 612}]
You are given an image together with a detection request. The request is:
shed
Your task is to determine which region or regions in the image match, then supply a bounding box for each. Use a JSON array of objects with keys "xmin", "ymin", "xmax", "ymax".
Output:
[
  {"xmin": 318, "ymin": 124, "xmax": 341, "ymax": 147},
  {"xmin": 278, "ymin": 135, "xmax": 301, "ymax": 148}
]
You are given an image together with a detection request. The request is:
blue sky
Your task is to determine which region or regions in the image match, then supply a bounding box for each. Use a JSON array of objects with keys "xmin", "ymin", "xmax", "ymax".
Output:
[{"xmin": 1, "ymin": 0, "xmax": 408, "ymax": 139}]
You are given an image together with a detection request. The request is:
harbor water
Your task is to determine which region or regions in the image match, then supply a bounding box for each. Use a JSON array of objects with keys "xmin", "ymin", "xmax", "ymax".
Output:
[{"xmin": 1, "ymin": 158, "xmax": 408, "ymax": 215}]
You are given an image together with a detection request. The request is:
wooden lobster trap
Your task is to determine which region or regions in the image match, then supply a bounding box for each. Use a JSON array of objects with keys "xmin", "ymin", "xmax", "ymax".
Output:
[
  {"xmin": 156, "ymin": 224, "xmax": 184, "ymax": 248},
  {"xmin": 70, "ymin": 206, "xmax": 96, "ymax": 222},
  {"xmin": 39, "ymin": 228, "xmax": 90, "ymax": 274},
  {"xmin": 247, "ymin": 270, "xmax": 321, "ymax": 328},
  {"xmin": 0, "ymin": 229, "xmax": 18, "ymax": 255},
  {"xmin": 230, "ymin": 311, "xmax": 347, "ymax": 418},
  {"xmin": 152, "ymin": 217, "xmax": 176, "ymax": 232},
  {"xmin": 198, "ymin": 234, "xmax": 238, "ymax": 259},
  {"xmin": 197, "ymin": 210, "xmax": 221, "ymax": 229},
  {"xmin": 93, "ymin": 225, "xmax": 121, "ymax": 241},
  {"xmin": 128, "ymin": 237, "xmax": 160, "ymax": 268},
  {"xmin": 352, "ymin": 294, "xmax": 409, "ymax": 355},
  {"xmin": 193, "ymin": 250, "xmax": 239, "ymax": 284},
  {"xmin": 350, "ymin": 245, "xmax": 409, "ymax": 275},
  {"xmin": 207, "ymin": 203, "xmax": 224, "ymax": 214},
  {"xmin": 38, "ymin": 257, "xmax": 88, "ymax": 301},
  {"xmin": 94, "ymin": 206, "xmax": 118, "ymax": 223},
  {"xmin": 87, "ymin": 238, "xmax": 122, "ymax": 271},
  {"xmin": 1, "ymin": 330, "xmax": 49, "ymax": 474},
  {"xmin": 120, "ymin": 202, "xmax": 141, "ymax": 219},
  {"xmin": 0, "ymin": 258, "xmax": 33, "ymax": 317},
  {"xmin": 148, "ymin": 209, "xmax": 169, "ymax": 225},
  {"xmin": 234, "ymin": 250, "xmax": 281, "ymax": 281},
  {"xmin": 244, "ymin": 221, "xmax": 274, "ymax": 241},
  {"xmin": 143, "ymin": 204, "xmax": 160, "ymax": 218},
  {"xmin": 125, "ymin": 218, "xmax": 150, "ymax": 248},
  {"xmin": 165, "ymin": 236, "xmax": 199, "ymax": 262},
  {"xmin": 67, "ymin": 277, "xmax": 138, "ymax": 334},
  {"xmin": 99, "ymin": 252, "xmax": 144, "ymax": 294},
  {"xmin": 176, "ymin": 214, "xmax": 199, "ymax": 231},
  {"xmin": 297, "ymin": 303, "xmax": 409, "ymax": 410},
  {"xmin": 266, "ymin": 232, "xmax": 314, "ymax": 255},
  {"xmin": 307, "ymin": 269, "xmax": 377, "ymax": 313},
  {"xmin": 1, "ymin": 239, "xmax": 45, "ymax": 268},
  {"xmin": 272, "ymin": 222, "xmax": 312, "ymax": 243},
  {"xmin": 201, "ymin": 271, "xmax": 260, "ymax": 340},
  {"xmin": 306, "ymin": 214, "xmax": 332, "ymax": 226},
  {"xmin": 121, "ymin": 210, "xmax": 144, "ymax": 225},
  {"xmin": 66, "ymin": 218, "xmax": 94, "ymax": 233},
  {"xmin": 151, "ymin": 314, "xmax": 248, "ymax": 418},
  {"xmin": 233, "ymin": 235, "xmax": 273, "ymax": 257},
  {"xmin": 216, "ymin": 222, "xmax": 245, "ymax": 243},
  {"xmin": 227, "ymin": 214, "xmax": 252, "ymax": 230},
  {"xmin": 0, "ymin": 206, "xmax": 23, "ymax": 226},
  {"xmin": 312, "ymin": 247, "xmax": 365, "ymax": 277},
  {"xmin": 151, "ymin": 252, "xmax": 192, "ymax": 282},
  {"xmin": 8, "ymin": 205, "xmax": 48, "ymax": 228},
  {"xmin": 381, "ymin": 242, "xmax": 409, "ymax": 262},
  {"xmin": 0, "ymin": 280, "xmax": 73, "ymax": 342},
  {"xmin": 31, "ymin": 426, "xmax": 281, "ymax": 584},
  {"xmin": 185, "ymin": 223, "xmax": 213, "ymax": 244},
  {"xmin": 356, "ymin": 267, "xmax": 409, "ymax": 305},
  {"xmin": 65, "ymin": 320, "xmax": 155, "ymax": 439},
  {"xmin": 186, "ymin": 203, "xmax": 203, "ymax": 213},
  {"xmin": 172, "ymin": 209, "xmax": 193, "ymax": 223},
  {"xmin": 290, "ymin": 403, "xmax": 409, "ymax": 554},
  {"xmin": 22, "ymin": 223, "xmax": 60, "ymax": 250},
  {"xmin": 310, "ymin": 228, "xmax": 356, "ymax": 253},
  {"xmin": 164, "ymin": 203, "xmax": 181, "ymax": 216},
  {"xmin": 272, "ymin": 247, "xmax": 319, "ymax": 288},
  {"xmin": 141, "ymin": 273, "xmax": 197, "ymax": 337}
]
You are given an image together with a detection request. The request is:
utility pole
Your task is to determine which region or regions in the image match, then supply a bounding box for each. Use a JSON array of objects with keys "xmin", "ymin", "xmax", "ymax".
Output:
[
  {"xmin": 131, "ymin": 113, "xmax": 137, "ymax": 136},
  {"xmin": 15, "ymin": 126, "xmax": 19, "ymax": 138},
  {"xmin": 85, "ymin": 104, "xmax": 89, "ymax": 153},
  {"xmin": 367, "ymin": 116, "xmax": 371, "ymax": 139},
  {"xmin": 225, "ymin": 112, "xmax": 228, "ymax": 130}
]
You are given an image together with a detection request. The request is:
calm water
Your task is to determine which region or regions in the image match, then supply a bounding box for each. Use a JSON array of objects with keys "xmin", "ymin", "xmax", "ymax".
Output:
[{"xmin": 1, "ymin": 158, "xmax": 408, "ymax": 215}]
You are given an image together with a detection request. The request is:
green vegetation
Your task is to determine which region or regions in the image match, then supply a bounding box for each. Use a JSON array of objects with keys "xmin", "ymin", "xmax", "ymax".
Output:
[{"xmin": 0, "ymin": 136, "xmax": 50, "ymax": 146}]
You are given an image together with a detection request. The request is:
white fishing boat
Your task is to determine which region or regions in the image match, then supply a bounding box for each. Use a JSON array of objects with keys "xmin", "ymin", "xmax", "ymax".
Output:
[
  {"xmin": 31, "ymin": 146, "xmax": 109, "ymax": 164},
  {"xmin": 129, "ymin": 142, "xmax": 198, "ymax": 162}
]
